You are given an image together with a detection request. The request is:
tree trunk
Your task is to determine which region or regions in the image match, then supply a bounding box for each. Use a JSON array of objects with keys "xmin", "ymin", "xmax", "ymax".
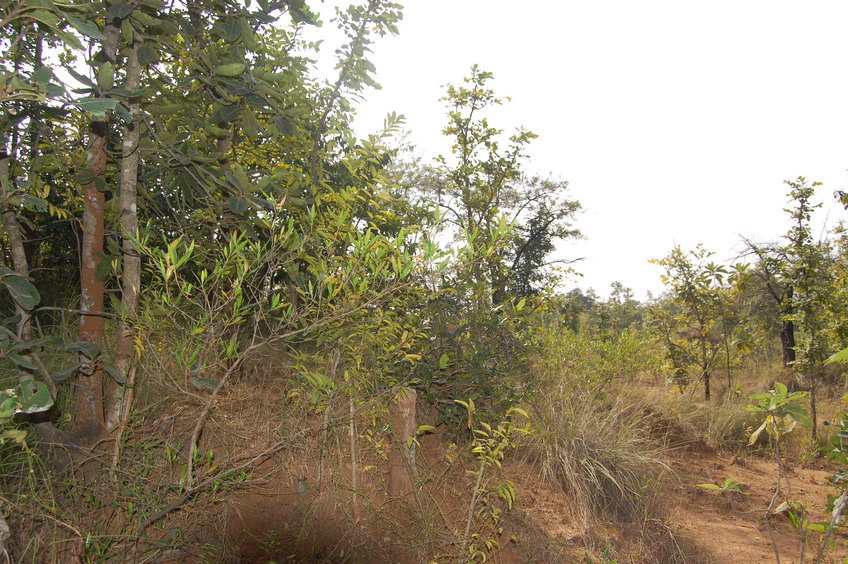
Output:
[
  {"xmin": 780, "ymin": 287, "xmax": 796, "ymax": 367},
  {"xmin": 808, "ymin": 370, "xmax": 818, "ymax": 443},
  {"xmin": 73, "ymin": 23, "xmax": 120, "ymax": 443},
  {"xmin": 106, "ymin": 39, "xmax": 142, "ymax": 431}
]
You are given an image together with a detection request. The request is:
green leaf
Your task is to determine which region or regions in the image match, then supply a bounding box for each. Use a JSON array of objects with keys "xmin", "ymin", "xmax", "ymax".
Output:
[
  {"xmin": 17, "ymin": 379, "xmax": 53, "ymax": 414},
  {"xmin": 94, "ymin": 252, "xmax": 113, "ymax": 282},
  {"xmin": 121, "ymin": 18, "xmax": 133, "ymax": 42},
  {"xmin": 217, "ymin": 104, "xmax": 241, "ymax": 123},
  {"xmin": 274, "ymin": 114, "xmax": 296, "ymax": 136},
  {"xmin": 222, "ymin": 16, "xmax": 242, "ymax": 41},
  {"xmin": 97, "ymin": 62, "xmax": 115, "ymax": 91},
  {"xmin": 137, "ymin": 44, "xmax": 160, "ymax": 66},
  {"xmin": 696, "ymin": 483, "xmax": 722, "ymax": 491},
  {"xmin": 102, "ymin": 362, "xmax": 125, "ymax": 384},
  {"xmin": 214, "ymin": 63, "xmax": 246, "ymax": 77},
  {"xmin": 75, "ymin": 97, "xmax": 118, "ymax": 118},
  {"xmin": 66, "ymin": 67, "xmax": 95, "ymax": 88},
  {"xmin": 439, "ymin": 353, "xmax": 449, "ymax": 369},
  {"xmin": 826, "ymin": 347, "xmax": 848, "ymax": 365},
  {"xmin": 190, "ymin": 376, "xmax": 220, "ymax": 390},
  {"xmin": 66, "ymin": 341, "xmax": 100, "ymax": 360},
  {"xmin": 0, "ymin": 396, "xmax": 17, "ymax": 420},
  {"xmin": 228, "ymin": 196, "xmax": 249, "ymax": 214},
  {"xmin": 19, "ymin": 194, "xmax": 48, "ymax": 212},
  {"xmin": 29, "ymin": 10, "xmax": 60, "ymax": 27},
  {"xmin": 7, "ymin": 353, "xmax": 37, "ymax": 371},
  {"xmin": 65, "ymin": 16, "xmax": 105, "ymax": 41},
  {"xmin": 2, "ymin": 273, "xmax": 41, "ymax": 309},
  {"xmin": 107, "ymin": 2, "xmax": 135, "ymax": 20},
  {"xmin": 30, "ymin": 67, "xmax": 52, "ymax": 85},
  {"xmin": 242, "ymin": 109, "xmax": 261, "ymax": 140},
  {"xmin": 1, "ymin": 429, "xmax": 26, "ymax": 444},
  {"xmin": 52, "ymin": 365, "xmax": 78, "ymax": 382},
  {"xmin": 516, "ymin": 297, "xmax": 526, "ymax": 312}
]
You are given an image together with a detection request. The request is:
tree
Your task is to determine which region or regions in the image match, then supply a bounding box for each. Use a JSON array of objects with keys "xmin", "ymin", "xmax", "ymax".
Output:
[
  {"xmin": 743, "ymin": 178, "xmax": 843, "ymax": 440},
  {"xmin": 782, "ymin": 178, "xmax": 835, "ymax": 441},
  {"xmin": 651, "ymin": 245, "xmax": 745, "ymax": 400},
  {"xmin": 432, "ymin": 66, "xmax": 581, "ymax": 304}
]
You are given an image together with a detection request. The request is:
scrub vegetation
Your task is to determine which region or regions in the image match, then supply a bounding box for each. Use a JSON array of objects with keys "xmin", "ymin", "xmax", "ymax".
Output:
[{"xmin": 1, "ymin": 2, "xmax": 848, "ymax": 562}]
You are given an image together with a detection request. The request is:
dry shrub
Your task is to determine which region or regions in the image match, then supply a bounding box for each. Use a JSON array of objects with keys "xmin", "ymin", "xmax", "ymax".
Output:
[{"xmin": 519, "ymin": 381, "xmax": 669, "ymax": 531}]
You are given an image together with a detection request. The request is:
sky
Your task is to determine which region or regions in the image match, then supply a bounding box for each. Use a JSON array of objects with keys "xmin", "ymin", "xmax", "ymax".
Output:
[{"xmin": 308, "ymin": 0, "xmax": 848, "ymax": 300}]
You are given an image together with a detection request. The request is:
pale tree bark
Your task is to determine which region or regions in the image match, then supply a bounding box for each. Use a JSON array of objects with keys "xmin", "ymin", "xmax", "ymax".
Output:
[
  {"xmin": 73, "ymin": 23, "xmax": 120, "ymax": 443},
  {"xmin": 106, "ymin": 39, "xmax": 142, "ymax": 432}
]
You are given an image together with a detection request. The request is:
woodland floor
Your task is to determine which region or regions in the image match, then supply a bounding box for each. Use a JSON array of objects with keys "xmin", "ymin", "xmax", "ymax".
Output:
[
  {"xmin": 142, "ymin": 373, "xmax": 848, "ymax": 563},
  {"xmin": 11, "ymin": 372, "xmax": 848, "ymax": 563}
]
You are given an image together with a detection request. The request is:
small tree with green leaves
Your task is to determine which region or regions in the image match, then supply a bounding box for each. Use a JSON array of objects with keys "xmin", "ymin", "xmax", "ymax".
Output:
[
  {"xmin": 746, "ymin": 382, "xmax": 809, "ymax": 563},
  {"xmin": 651, "ymin": 245, "xmax": 746, "ymax": 399}
]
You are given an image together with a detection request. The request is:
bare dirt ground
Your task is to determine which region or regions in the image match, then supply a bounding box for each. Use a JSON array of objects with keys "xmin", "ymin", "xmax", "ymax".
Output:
[
  {"xmin": 668, "ymin": 448, "xmax": 847, "ymax": 563},
  {"xmin": 89, "ymin": 372, "xmax": 848, "ymax": 563}
]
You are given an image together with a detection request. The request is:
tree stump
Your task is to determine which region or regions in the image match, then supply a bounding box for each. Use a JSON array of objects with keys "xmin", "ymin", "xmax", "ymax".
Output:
[{"xmin": 387, "ymin": 387, "xmax": 416, "ymax": 497}]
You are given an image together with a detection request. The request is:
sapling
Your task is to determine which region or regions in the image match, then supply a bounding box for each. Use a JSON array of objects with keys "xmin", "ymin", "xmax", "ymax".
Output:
[
  {"xmin": 746, "ymin": 382, "xmax": 809, "ymax": 564},
  {"xmin": 697, "ymin": 477, "xmax": 749, "ymax": 510}
]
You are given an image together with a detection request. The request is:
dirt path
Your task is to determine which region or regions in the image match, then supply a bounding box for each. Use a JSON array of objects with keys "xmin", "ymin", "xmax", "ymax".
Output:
[{"xmin": 669, "ymin": 450, "xmax": 847, "ymax": 563}]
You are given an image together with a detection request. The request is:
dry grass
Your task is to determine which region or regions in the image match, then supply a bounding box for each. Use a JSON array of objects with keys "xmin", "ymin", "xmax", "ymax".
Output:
[
  {"xmin": 519, "ymin": 381, "xmax": 670, "ymax": 532},
  {"xmin": 657, "ymin": 392, "xmax": 759, "ymax": 452}
]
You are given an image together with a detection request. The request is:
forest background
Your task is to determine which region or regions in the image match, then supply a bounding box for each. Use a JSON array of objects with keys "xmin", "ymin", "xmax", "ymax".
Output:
[{"xmin": 1, "ymin": 1, "xmax": 848, "ymax": 562}]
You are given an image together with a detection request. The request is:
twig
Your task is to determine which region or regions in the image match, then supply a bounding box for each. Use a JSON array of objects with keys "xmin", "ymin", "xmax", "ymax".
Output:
[
  {"xmin": 458, "ymin": 460, "xmax": 486, "ymax": 559},
  {"xmin": 814, "ymin": 482, "xmax": 848, "ymax": 563}
]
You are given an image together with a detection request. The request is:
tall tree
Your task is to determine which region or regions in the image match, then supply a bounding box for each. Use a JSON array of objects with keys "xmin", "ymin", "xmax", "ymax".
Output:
[{"xmin": 433, "ymin": 65, "xmax": 580, "ymax": 304}]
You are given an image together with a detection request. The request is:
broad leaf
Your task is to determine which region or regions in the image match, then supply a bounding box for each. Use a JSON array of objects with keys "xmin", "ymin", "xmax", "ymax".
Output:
[
  {"xmin": 214, "ymin": 63, "xmax": 246, "ymax": 77},
  {"xmin": 75, "ymin": 97, "xmax": 118, "ymax": 118},
  {"xmin": 826, "ymin": 347, "xmax": 848, "ymax": 365},
  {"xmin": 102, "ymin": 362, "xmax": 126, "ymax": 384},
  {"xmin": 16, "ymin": 380, "xmax": 53, "ymax": 414},
  {"xmin": 52, "ymin": 365, "xmax": 78, "ymax": 382},
  {"xmin": 2, "ymin": 273, "xmax": 41, "ymax": 309},
  {"xmin": 66, "ymin": 341, "xmax": 100, "ymax": 360},
  {"xmin": 96, "ymin": 62, "xmax": 115, "ymax": 91},
  {"xmin": 65, "ymin": 16, "xmax": 105, "ymax": 41},
  {"xmin": 137, "ymin": 44, "xmax": 160, "ymax": 66},
  {"xmin": 107, "ymin": 2, "xmax": 135, "ymax": 20},
  {"xmin": 7, "ymin": 353, "xmax": 37, "ymax": 371}
]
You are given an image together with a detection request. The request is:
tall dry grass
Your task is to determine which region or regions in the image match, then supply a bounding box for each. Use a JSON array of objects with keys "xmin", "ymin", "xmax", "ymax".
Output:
[{"xmin": 519, "ymin": 380, "xmax": 669, "ymax": 531}]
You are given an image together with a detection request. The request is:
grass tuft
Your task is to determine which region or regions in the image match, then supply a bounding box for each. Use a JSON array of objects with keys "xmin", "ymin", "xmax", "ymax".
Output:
[{"xmin": 520, "ymin": 381, "xmax": 668, "ymax": 530}]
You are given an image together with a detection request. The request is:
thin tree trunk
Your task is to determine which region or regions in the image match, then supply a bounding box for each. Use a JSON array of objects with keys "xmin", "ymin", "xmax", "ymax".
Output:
[
  {"xmin": 107, "ymin": 39, "xmax": 142, "ymax": 432},
  {"xmin": 74, "ymin": 22, "xmax": 120, "ymax": 443},
  {"xmin": 780, "ymin": 288, "xmax": 796, "ymax": 367},
  {"xmin": 808, "ymin": 369, "xmax": 818, "ymax": 443},
  {"xmin": 700, "ymin": 335, "xmax": 711, "ymax": 400}
]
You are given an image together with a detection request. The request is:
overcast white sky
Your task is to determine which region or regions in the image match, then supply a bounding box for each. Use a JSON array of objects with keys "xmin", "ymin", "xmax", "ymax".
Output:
[{"xmin": 310, "ymin": 0, "xmax": 848, "ymax": 299}]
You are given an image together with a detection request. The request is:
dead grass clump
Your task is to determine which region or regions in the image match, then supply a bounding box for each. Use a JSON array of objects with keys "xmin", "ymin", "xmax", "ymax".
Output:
[
  {"xmin": 519, "ymin": 384, "xmax": 669, "ymax": 531},
  {"xmin": 659, "ymin": 393, "xmax": 758, "ymax": 451}
]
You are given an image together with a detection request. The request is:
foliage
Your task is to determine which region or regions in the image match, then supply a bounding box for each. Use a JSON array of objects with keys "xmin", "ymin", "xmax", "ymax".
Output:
[
  {"xmin": 431, "ymin": 65, "xmax": 581, "ymax": 302},
  {"xmin": 697, "ymin": 477, "xmax": 749, "ymax": 495},
  {"xmin": 746, "ymin": 381, "xmax": 810, "ymax": 563},
  {"xmin": 746, "ymin": 382, "xmax": 809, "ymax": 446},
  {"xmin": 456, "ymin": 401, "xmax": 532, "ymax": 562},
  {"xmin": 650, "ymin": 245, "xmax": 748, "ymax": 399}
]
